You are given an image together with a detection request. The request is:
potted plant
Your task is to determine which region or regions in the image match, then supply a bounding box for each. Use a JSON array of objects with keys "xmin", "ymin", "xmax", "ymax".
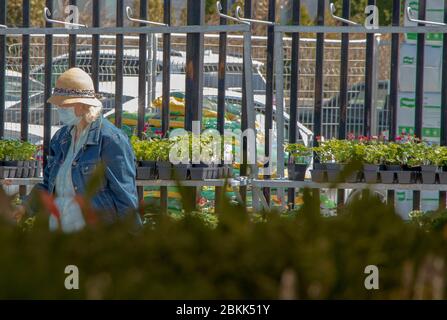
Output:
[
  {"xmin": 397, "ymin": 138, "xmax": 420, "ymax": 184},
  {"xmin": 311, "ymin": 139, "xmax": 333, "ymax": 182},
  {"xmin": 131, "ymin": 136, "xmax": 158, "ymax": 180},
  {"xmin": 318, "ymin": 139, "xmax": 355, "ymax": 183},
  {"xmin": 357, "ymin": 142, "xmax": 385, "ymax": 183},
  {"xmin": 156, "ymin": 138, "xmax": 176, "ymax": 180},
  {"xmin": 285, "ymin": 143, "xmax": 311, "ymax": 181},
  {"xmin": 189, "ymin": 135, "xmax": 221, "ymax": 180},
  {"xmin": 411, "ymin": 143, "xmax": 438, "ymax": 184},
  {"xmin": 18, "ymin": 141, "xmax": 37, "ymax": 178},
  {"xmin": 0, "ymin": 140, "xmax": 38, "ymax": 178},
  {"xmin": 430, "ymin": 146, "xmax": 447, "ymax": 184},
  {"xmin": 379, "ymin": 142, "xmax": 401, "ymax": 184}
]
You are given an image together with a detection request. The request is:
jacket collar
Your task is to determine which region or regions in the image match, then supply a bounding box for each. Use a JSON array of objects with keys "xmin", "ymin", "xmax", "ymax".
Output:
[
  {"xmin": 60, "ymin": 116, "xmax": 103, "ymax": 146},
  {"xmin": 85, "ymin": 116, "xmax": 103, "ymax": 145}
]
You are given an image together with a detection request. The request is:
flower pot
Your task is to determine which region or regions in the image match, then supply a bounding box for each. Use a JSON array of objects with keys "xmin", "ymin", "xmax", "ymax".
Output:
[
  {"xmin": 439, "ymin": 170, "xmax": 447, "ymax": 184},
  {"xmin": 396, "ymin": 166, "xmax": 417, "ymax": 184},
  {"xmin": 172, "ymin": 164, "xmax": 189, "ymax": 180},
  {"xmin": 224, "ymin": 165, "xmax": 234, "ymax": 178},
  {"xmin": 15, "ymin": 160, "xmax": 24, "ymax": 178},
  {"xmin": 311, "ymin": 170, "xmax": 326, "ymax": 183},
  {"xmin": 287, "ymin": 163, "xmax": 307, "ymax": 181},
  {"xmin": 363, "ymin": 164, "xmax": 380, "ymax": 183},
  {"xmin": 379, "ymin": 165, "xmax": 400, "ymax": 184},
  {"xmin": 345, "ymin": 171, "xmax": 361, "ymax": 183},
  {"xmin": 27, "ymin": 160, "xmax": 36, "ymax": 178},
  {"xmin": 136, "ymin": 161, "xmax": 157, "ymax": 180},
  {"xmin": 314, "ymin": 163, "xmax": 327, "ymax": 170},
  {"xmin": 325, "ymin": 163, "xmax": 339, "ymax": 171},
  {"xmin": 326, "ymin": 164, "xmax": 344, "ymax": 183},
  {"xmin": 136, "ymin": 167, "xmax": 154, "ymax": 180},
  {"xmin": 420, "ymin": 165, "xmax": 438, "ymax": 184},
  {"xmin": 6, "ymin": 167, "xmax": 17, "ymax": 178},
  {"xmin": 190, "ymin": 164, "xmax": 215, "ymax": 180},
  {"xmin": 34, "ymin": 161, "xmax": 42, "ymax": 178},
  {"xmin": 157, "ymin": 161, "xmax": 172, "ymax": 180},
  {"xmin": 0, "ymin": 167, "xmax": 8, "ymax": 179},
  {"xmin": 22, "ymin": 160, "xmax": 31, "ymax": 178}
]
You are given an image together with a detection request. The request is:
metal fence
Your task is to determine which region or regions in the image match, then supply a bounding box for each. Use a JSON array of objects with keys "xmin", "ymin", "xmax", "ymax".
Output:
[
  {"xmin": 5, "ymin": 32, "xmax": 385, "ymax": 141},
  {"xmin": 1, "ymin": 0, "xmax": 447, "ymax": 213}
]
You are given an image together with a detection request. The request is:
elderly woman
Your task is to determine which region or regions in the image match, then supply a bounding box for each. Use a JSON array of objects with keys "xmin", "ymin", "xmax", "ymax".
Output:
[{"xmin": 22, "ymin": 68, "xmax": 140, "ymax": 232}]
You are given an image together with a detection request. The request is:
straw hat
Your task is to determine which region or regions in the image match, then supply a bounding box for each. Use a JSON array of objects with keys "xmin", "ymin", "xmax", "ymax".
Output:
[{"xmin": 47, "ymin": 67, "xmax": 102, "ymax": 107}]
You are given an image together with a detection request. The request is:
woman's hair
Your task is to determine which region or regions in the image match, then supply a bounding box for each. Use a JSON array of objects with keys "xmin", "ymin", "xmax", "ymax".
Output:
[{"xmin": 83, "ymin": 103, "xmax": 103, "ymax": 123}]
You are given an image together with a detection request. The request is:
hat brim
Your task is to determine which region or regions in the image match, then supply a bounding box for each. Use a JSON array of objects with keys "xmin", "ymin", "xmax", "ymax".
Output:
[{"xmin": 47, "ymin": 95, "xmax": 102, "ymax": 108}]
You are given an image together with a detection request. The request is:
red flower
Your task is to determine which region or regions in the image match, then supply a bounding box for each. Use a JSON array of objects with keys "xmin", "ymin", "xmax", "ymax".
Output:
[{"xmin": 347, "ymin": 133, "xmax": 355, "ymax": 140}]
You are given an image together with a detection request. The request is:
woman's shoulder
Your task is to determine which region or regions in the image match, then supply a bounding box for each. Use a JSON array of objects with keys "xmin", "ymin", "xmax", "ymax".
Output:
[{"xmin": 99, "ymin": 118, "xmax": 130, "ymax": 145}]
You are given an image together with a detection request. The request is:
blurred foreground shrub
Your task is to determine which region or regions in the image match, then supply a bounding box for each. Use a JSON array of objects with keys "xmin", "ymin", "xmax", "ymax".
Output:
[{"xmin": 1, "ymin": 188, "xmax": 447, "ymax": 299}]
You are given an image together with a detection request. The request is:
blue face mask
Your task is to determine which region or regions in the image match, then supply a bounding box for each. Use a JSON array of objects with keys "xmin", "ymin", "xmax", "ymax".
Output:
[{"xmin": 57, "ymin": 107, "xmax": 82, "ymax": 126}]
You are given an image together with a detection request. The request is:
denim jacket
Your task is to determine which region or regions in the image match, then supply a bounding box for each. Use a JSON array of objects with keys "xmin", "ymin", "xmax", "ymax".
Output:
[{"xmin": 27, "ymin": 116, "xmax": 141, "ymax": 225}]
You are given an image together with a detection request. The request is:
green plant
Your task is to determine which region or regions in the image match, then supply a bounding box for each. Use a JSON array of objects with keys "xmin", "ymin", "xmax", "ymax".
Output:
[
  {"xmin": 285, "ymin": 143, "xmax": 312, "ymax": 164},
  {"xmin": 313, "ymin": 139, "xmax": 354, "ymax": 163},
  {"xmin": 131, "ymin": 136, "xmax": 173, "ymax": 162},
  {"xmin": 0, "ymin": 140, "xmax": 37, "ymax": 161}
]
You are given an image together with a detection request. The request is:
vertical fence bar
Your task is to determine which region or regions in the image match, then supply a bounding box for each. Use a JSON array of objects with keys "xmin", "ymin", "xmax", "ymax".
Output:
[
  {"xmin": 161, "ymin": 0, "xmax": 171, "ymax": 214},
  {"xmin": 338, "ymin": 0, "xmax": 350, "ymax": 140},
  {"xmin": 240, "ymin": 0, "xmax": 252, "ymax": 203},
  {"xmin": 137, "ymin": 0, "xmax": 147, "ymax": 138},
  {"xmin": 336, "ymin": 0, "xmax": 351, "ymax": 209},
  {"xmin": 0, "ymin": 0, "xmax": 6, "ymax": 139},
  {"xmin": 275, "ymin": 30, "xmax": 285, "ymax": 208},
  {"xmin": 136, "ymin": 0, "xmax": 147, "ymax": 207},
  {"xmin": 387, "ymin": 0, "xmax": 401, "ymax": 205},
  {"xmin": 21, "ymin": 0, "xmax": 30, "ymax": 142},
  {"xmin": 91, "ymin": 0, "xmax": 100, "ymax": 91},
  {"xmin": 287, "ymin": 0, "xmax": 300, "ymax": 208},
  {"xmin": 68, "ymin": 0, "xmax": 77, "ymax": 67},
  {"xmin": 439, "ymin": 1, "xmax": 447, "ymax": 210},
  {"xmin": 312, "ymin": 0, "xmax": 325, "ymax": 204},
  {"xmin": 216, "ymin": 0, "xmax": 228, "ymax": 213},
  {"xmin": 185, "ymin": 0, "xmax": 204, "ymax": 130},
  {"xmin": 115, "ymin": 0, "xmax": 124, "ymax": 129},
  {"xmin": 389, "ymin": 0, "xmax": 400, "ymax": 141},
  {"xmin": 313, "ymin": 0, "xmax": 324, "ymax": 147},
  {"xmin": 263, "ymin": 0, "xmax": 275, "ymax": 204},
  {"xmin": 185, "ymin": 0, "xmax": 204, "ymax": 207},
  {"xmin": 440, "ymin": 0, "xmax": 447, "ymax": 210},
  {"xmin": 43, "ymin": 0, "xmax": 53, "ymax": 170},
  {"xmin": 20, "ymin": 0, "xmax": 30, "ymax": 196},
  {"xmin": 363, "ymin": 0, "xmax": 376, "ymax": 137},
  {"xmin": 413, "ymin": 0, "xmax": 426, "ymax": 211}
]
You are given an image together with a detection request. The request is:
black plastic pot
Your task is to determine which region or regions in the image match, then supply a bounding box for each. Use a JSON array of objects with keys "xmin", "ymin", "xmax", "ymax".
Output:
[
  {"xmin": 190, "ymin": 164, "xmax": 218, "ymax": 180},
  {"xmin": 439, "ymin": 169, "xmax": 447, "ymax": 184},
  {"xmin": 157, "ymin": 161, "xmax": 172, "ymax": 180},
  {"xmin": 311, "ymin": 163, "xmax": 327, "ymax": 182},
  {"xmin": 326, "ymin": 163, "xmax": 344, "ymax": 183},
  {"xmin": 363, "ymin": 164, "xmax": 380, "ymax": 183},
  {"xmin": 34, "ymin": 161, "xmax": 42, "ymax": 178},
  {"xmin": 223, "ymin": 165, "xmax": 234, "ymax": 178},
  {"xmin": 288, "ymin": 163, "xmax": 307, "ymax": 181},
  {"xmin": 27, "ymin": 160, "xmax": 35, "ymax": 178},
  {"xmin": 420, "ymin": 165, "xmax": 438, "ymax": 184},
  {"xmin": 136, "ymin": 160, "xmax": 157, "ymax": 180},
  {"xmin": 22, "ymin": 160, "xmax": 32, "ymax": 178},
  {"xmin": 172, "ymin": 164, "xmax": 190, "ymax": 180},
  {"xmin": 397, "ymin": 166, "xmax": 418, "ymax": 184},
  {"xmin": 380, "ymin": 165, "xmax": 401, "ymax": 184}
]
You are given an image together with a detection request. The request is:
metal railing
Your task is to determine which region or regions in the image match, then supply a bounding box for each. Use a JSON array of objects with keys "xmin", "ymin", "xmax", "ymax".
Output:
[{"xmin": 1, "ymin": 0, "xmax": 447, "ymax": 215}]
